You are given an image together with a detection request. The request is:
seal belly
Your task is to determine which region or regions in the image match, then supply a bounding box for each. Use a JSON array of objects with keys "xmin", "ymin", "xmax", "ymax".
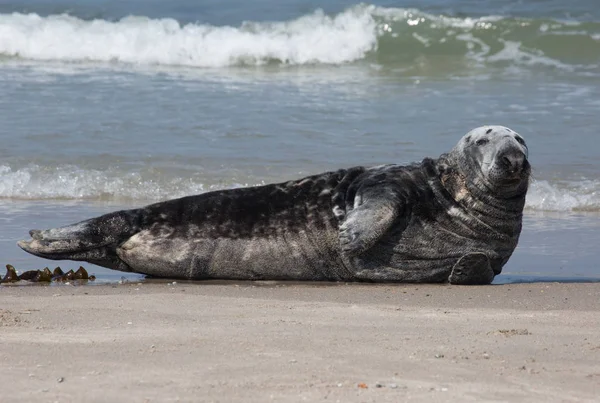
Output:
[
  {"xmin": 204, "ymin": 229, "xmax": 347, "ymax": 281},
  {"xmin": 117, "ymin": 226, "xmax": 346, "ymax": 281}
]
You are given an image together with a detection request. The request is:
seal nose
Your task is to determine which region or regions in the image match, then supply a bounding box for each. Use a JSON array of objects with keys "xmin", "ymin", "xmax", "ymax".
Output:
[{"xmin": 500, "ymin": 151, "xmax": 525, "ymax": 174}]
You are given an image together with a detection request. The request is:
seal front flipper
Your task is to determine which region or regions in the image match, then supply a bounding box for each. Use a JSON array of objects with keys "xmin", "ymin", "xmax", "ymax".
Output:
[
  {"xmin": 448, "ymin": 253, "xmax": 495, "ymax": 285},
  {"xmin": 338, "ymin": 190, "xmax": 403, "ymax": 256}
]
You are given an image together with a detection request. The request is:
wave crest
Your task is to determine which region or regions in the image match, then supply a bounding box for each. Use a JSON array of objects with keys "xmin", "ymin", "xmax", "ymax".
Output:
[
  {"xmin": 0, "ymin": 8, "xmax": 378, "ymax": 67},
  {"xmin": 1, "ymin": 5, "xmax": 599, "ymax": 72}
]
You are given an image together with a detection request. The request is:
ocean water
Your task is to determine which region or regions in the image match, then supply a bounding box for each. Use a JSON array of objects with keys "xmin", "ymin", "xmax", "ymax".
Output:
[{"xmin": 1, "ymin": 0, "xmax": 599, "ymax": 283}]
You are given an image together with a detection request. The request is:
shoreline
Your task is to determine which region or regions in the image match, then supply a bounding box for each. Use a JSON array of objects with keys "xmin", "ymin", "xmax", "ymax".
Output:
[
  {"xmin": 2, "ymin": 273, "xmax": 600, "ymax": 287},
  {"xmin": 1, "ymin": 282, "xmax": 599, "ymax": 402}
]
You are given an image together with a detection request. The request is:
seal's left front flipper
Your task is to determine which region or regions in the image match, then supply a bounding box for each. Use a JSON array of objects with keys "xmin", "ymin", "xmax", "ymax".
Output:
[
  {"xmin": 338, "ymin": 192, "xmax": 405, "ymax": 256},
  {"xmin": 448, "ymin": 253, "xmax": 495, "ymax": 285}
]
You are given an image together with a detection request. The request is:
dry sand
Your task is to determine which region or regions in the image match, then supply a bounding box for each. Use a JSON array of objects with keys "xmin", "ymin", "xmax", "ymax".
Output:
[{"xmin": 1, "ymin": 281, "xmax": 599, "ymax": 402}]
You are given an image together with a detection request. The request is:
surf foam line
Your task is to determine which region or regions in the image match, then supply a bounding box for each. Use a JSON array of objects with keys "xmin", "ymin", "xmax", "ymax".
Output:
[
  {"xmin": 0, "ymin": 8, "xmax": 378, "ymax": 67},
  {"xmin": 526, "ymin": 180, "xmax": 600, "ymax": 212},
  {"xmin": 1, "ymin": 5, "xmax": 599, "ymax": 69},
  {"xmin": 0, "ymin": 165, "xmax": 598, "ymax": 212}
]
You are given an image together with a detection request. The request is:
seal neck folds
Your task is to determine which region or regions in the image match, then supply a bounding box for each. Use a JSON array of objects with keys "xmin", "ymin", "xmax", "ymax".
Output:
[{"xmin": 436, "ymin": 157, "xmax": 524, "ymax": 239}]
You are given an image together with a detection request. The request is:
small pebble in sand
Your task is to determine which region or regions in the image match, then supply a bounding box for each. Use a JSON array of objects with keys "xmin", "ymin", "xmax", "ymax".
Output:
[
  {"xmin": 57, "ymin": 377, "xmax": 64, "ymax": 383},
  {"xmin": 483, "ymin": 353, "xmax": 490, "ymax": 359},
  {"xmin": 434, "ymin": 354, "xmax": 444, "ymax": 359},
  {"xmin": 389, "ymin": 383, "xmax": 398, "ymax": 389}
]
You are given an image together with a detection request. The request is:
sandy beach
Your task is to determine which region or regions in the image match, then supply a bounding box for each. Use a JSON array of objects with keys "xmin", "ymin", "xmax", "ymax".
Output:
[{"xmin": 1, "ymin": 281, "xmax": 598, "ymax": 402}]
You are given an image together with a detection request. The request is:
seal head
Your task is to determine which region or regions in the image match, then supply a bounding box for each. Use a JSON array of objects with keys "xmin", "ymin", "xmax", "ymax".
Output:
[{"xmin": 443, "ymin": 125, "xmax": 530, "ymax": 201}]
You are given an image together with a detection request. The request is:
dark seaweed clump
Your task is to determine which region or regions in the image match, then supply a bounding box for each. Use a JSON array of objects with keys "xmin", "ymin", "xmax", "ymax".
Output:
[{"xmin": 0, "ymin": 264, "xmax": 96, "ymax": 284}]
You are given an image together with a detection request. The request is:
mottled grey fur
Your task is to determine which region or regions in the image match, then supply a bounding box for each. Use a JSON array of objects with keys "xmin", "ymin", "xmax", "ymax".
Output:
[{"xmin": 18, "ymin": 126, "xmax": 530, "ymax": 284}]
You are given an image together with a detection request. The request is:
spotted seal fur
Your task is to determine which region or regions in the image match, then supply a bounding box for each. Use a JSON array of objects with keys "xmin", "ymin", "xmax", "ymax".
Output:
[{"xmin": 18, "ymin": 126, "xmax": 530, "ymax": 284}]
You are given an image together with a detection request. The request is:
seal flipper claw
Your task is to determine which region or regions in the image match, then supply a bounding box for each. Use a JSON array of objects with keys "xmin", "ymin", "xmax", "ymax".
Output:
[
  {"xmin": 29, "ymin": 230, "xmax": 43, "ymax": 240},
  {"xmin": 448, "ymin": 253, "xmax": 495, "ymax": 285}
]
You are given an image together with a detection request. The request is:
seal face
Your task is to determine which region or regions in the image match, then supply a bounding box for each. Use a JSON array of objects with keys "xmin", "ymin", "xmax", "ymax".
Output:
[{"xmin": 18, "ymin": 126, "xmax": 530, "ymax": 284}]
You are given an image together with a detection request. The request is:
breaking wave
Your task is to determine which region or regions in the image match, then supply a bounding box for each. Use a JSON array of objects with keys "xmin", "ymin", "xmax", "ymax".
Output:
[
  {"xmin": 0, "ymin": 164, "xmax": 598, "ymax": 212},
  {"xmin": 526, "ymin": 180, "xmax": 600, "ymax": 212},
  {"xmin": 0, "ymin": 5, "xmax": 599, "ymax": 73}
]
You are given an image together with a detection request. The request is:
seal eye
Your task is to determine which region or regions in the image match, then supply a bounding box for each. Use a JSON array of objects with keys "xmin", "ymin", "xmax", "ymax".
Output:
[
  {"xmin": 475, "ymin": 138, "xmax": 489, "ymax": 146},
  {"xmin": 515, "ymin": 136, "xmax": 526, "ymax": 146}
]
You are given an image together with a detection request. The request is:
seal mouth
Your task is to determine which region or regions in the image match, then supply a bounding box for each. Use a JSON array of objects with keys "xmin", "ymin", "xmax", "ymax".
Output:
[
  {"xmin": 500, "ymin": 175, "xmax": 524, "ymax": 185},
  {"xmin": 498, "ymin": 158, "xmax": 530, "ymax": 185}
]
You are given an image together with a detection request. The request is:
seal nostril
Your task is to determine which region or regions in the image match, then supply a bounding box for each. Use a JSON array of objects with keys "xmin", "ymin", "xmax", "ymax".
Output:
[{"xmin": 500, "ymin": 153, "xmax": 525, "ymax": 173}]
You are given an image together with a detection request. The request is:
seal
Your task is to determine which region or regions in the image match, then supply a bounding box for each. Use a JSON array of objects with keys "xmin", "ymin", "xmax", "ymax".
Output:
[{"xmin": 17, "ymin": 126, "xmax": 530, "ymax": 284}]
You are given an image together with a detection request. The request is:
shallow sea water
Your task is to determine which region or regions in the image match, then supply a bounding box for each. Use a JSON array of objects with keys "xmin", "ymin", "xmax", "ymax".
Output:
[{"xmin": 1, "ymin": 0, "xmax": 599, "ymax": 283}]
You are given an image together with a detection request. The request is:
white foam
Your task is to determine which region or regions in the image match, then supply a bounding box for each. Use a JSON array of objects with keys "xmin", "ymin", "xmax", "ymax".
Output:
[
  {"xmin": 455, "ymin": 32, "xmax": 491, "ymax": 61},
  {"xmin": 526, "ymin": 180, "xmax": 600, "ymax": 212},
  {"xmin": 0, "ymin": 164, "xmax": 209, "ymax": 201},
  {"xmin": 370, "ymin": 7, "xmax": 503, "ymax": 29},
  {"xmin": 0, "ymin": 9, "xmax": 378, "ymax": 67},
  {"xmin": 486, "ymin": 39, "xmax": 575, "ymax": 71},
  {"xmin": 0, "ymin": 165, "xmax": 598, "ymax": 212}
]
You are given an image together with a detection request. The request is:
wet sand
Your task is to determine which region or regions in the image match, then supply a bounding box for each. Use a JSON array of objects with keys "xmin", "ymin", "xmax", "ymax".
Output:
[{"xmin": 1, "ymin": 282, "xmax": 599, "ymax": 402}]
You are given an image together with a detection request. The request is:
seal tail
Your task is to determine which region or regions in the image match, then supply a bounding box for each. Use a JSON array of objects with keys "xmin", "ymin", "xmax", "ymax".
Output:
[{"xmin": 17, "ymin": 209, "xmax": 142, "ymax": 272}]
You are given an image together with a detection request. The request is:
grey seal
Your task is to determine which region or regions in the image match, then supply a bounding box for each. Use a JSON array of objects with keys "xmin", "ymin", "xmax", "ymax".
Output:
[{"xmin": 18, "ymin": 125, "xmax": 530, "ymax": 285}]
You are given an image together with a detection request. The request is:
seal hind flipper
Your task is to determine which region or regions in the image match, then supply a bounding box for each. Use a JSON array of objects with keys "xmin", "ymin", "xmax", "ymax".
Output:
[
  {"xmin": 17, "ymin": 209, "xmax": 141, "ymax": 272},
  {"xmin": 448, "ymin": 253, "xmax": 495, "ymax": 285}
]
